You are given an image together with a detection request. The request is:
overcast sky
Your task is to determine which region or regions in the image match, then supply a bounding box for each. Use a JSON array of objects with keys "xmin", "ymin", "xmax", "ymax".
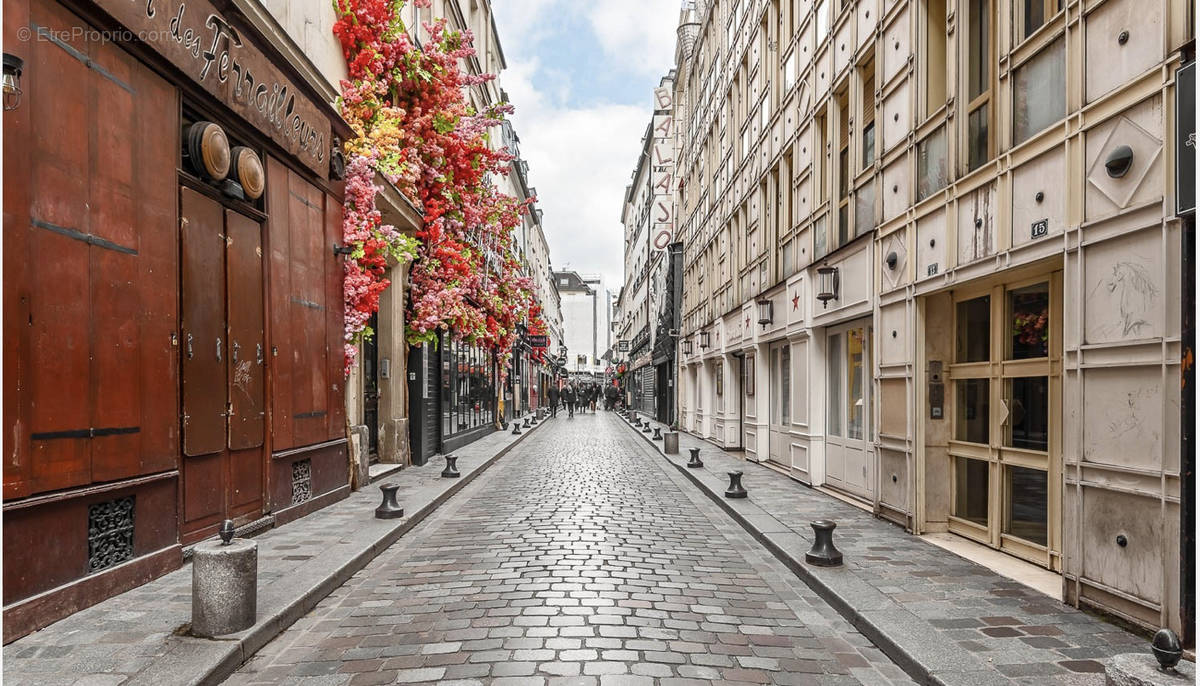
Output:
[{"xmin": 492, "ymin": 0, "xmax": 680, "ymax": 292}]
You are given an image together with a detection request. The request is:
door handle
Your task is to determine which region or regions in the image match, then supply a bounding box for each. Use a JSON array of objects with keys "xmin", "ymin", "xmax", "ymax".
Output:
[
  {"xmin": 216, "ymin": 337, "xmax": 222, "ymax": 362},
  {"xmin": 256, "ymin": 343, "xmax": 264, "ymax": 365},
  {"xmin": 186, "ymin": 333, "xmax": 194, "ymax": 359},
  {"xmin": 232, "ymin": 340, "xmax": 240, "ymax": 364}
]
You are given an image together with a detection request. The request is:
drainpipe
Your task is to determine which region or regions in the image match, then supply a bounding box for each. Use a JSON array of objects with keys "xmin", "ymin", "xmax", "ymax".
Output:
[{"xmin": 1177, "ymin": 45, "xmax": 1195, "ymax": 646}]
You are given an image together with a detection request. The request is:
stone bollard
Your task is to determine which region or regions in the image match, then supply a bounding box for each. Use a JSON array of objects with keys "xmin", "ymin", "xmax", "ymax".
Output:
[
  {"xmin": 687, "ymin": 447, "xmax": 703, "ymax": 468},
  {"xmin": 725, "ymin": 471, "xmax": 747, "ymax": 498},
  {"xmin": 375, "ymin": 483, "xmax": 404, "ymax": 518},
  {"xmin": 805, "ymin": 520, "xmax": 843, "ymax": 566},
  {"xmin": 512, "ymin": 421, "xmax": 522, "ymax": 435},
  {"xmin": 663, "ymin": 432, "xmax": 679, "ymax": 454},
  {"xmin": 191, "ymin": 521, "xmax": 257, "ymax": 637},
  {"xmin": 441, "ymin": 454, "xmax": 460, "ymax": 478}
]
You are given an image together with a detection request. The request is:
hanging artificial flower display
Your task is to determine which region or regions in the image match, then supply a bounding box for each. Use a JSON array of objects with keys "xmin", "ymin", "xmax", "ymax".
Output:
[{"xmin": 333, "ymin": 0, "xmax": 535, "ymax": 376}]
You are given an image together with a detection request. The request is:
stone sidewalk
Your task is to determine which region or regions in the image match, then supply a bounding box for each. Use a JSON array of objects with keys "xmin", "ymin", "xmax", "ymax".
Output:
[
  {"xmin": 2, "ymin": 416, "xmax": 551, "ymax": 686},
  {"xmin": 620, "ymin": 412, "xmax": 1149, "ymax": 686}
]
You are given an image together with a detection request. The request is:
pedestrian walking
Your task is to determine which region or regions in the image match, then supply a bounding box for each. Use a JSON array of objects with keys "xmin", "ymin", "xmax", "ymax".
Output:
[
  {"xmin": 563, "ymin": 384, "xmax": 576, "ymax": 417},
  {"xmin": 548, "ymin": 384, "xmax": 559, "ymax": 418},
  {"xmin": 589, "ymin": 385, "xmax": 598, "ymax": 412}
]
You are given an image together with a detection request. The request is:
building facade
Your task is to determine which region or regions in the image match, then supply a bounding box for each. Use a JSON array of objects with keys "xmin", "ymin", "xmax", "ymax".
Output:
[
  {"xmin": 671, "ymin": 0, "xmax": 1192, "ymax": 636},
  {"xmin": 3, "ymin": 0, "xmax": 354, "ymax": 640},
  {"xmin": 555, "ymin": 271, "xmax": 611, "ymax": 376}
]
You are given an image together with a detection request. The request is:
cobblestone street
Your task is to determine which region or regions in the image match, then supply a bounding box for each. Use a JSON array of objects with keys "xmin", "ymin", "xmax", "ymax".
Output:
[{"xmin": 226, "ymin": 413, "xmax": 912, "ymax": 686}]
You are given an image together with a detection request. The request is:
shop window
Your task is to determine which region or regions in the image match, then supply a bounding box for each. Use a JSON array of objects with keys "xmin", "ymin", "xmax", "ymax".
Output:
[
  {"xmin": 1013, "ymin": 39, "xmax": 1065, "ymax": 145},
  {"xmin": 1005, "ymin": 377, "xmax": 1049, "ymax": 451},
  {"xmin": 955, "ymin": 378, "xmax": 990, "ymax": 443},
  {"xmin": 1005, "ymin": 466, "xmax": 1048, "ymax": 545},
  {"xmin": 965, "ymin": 0, "xmax": 994, "ymax": 171},
  {"xmin": 827, "ymin": 333, "xmax": 842, "ymax": 435},
  {"xmin": 921, "ymin": 0, "xmax": 948, "ymax": 117},
  {"xmin": 955, "ymin": 295, "xmax": 990, "ymax": 362},
  {"xmin": 954, "ymin": 456, "xmax": 990, "ymax": 525},
  {"xmin": 1017, "ymin": 0, "xmax": 1062, "ymax": 42},
  {"xmin": 1007, "ymin": 282, "xmax": 1050, "ymax": 359},
  {"xmin": 916, "ymin": 127, "xmax": 948, "ymax": 201}
]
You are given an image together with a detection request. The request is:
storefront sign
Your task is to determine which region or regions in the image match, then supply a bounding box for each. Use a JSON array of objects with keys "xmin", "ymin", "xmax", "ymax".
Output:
[
  {"xmin": 528, "ymin": 335, "xmax": 549, "ymax": 348},
  {"xmin": 97, "ymin": 0, "xmax": 331, "ymax": 177},
  {"xmin": 651, "ymin": 81, "xmax": 675, "ymax": 251}
]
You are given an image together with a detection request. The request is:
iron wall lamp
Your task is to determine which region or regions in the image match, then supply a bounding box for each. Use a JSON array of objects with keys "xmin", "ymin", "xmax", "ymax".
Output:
[
  {"xmin": 3, "ymin": 53, "xmax": 23, "ymax": 111},
  {"xmin": 699, "ymin": 331, "xmax": 711, "ymax": 348},
  {"xmin": 682, "ymin": 339, "xmax": 694, "ymax": 354},
  {"xmin": 816, "ymin": 265, "xmax": 840, "ymax": 308},
  {"xmin": 756, "ymin": 299, "xmax": 774, "ymax": 326}
]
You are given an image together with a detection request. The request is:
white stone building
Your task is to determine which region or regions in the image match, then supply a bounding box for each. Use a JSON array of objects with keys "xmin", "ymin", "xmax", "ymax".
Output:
[{"xmin": 669, "ymin": 0, "xmax": 1192, "ymax": 636}]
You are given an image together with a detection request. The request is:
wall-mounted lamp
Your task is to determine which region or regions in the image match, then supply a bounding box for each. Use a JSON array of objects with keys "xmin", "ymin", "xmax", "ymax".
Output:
[
  {"xmin": 885, "ymin": 251, "xmax": 898, "ymax": 270},
  {"xmin": 3, "ymin": 53, "xmax": 23, "ymax": 111},
  {"xmin": 682, "ymin": 339, "xmax": 694, "ymax": 354},
  {"xmin": 756, "ymin": 299, "xmax": 774, "ymax": 326},
  {"xmin": 332, "ymin": 243, "xmax": 355, "ymax": 256},
  {"xmin": 1105, "ymin": 145, "xmax": 1134, "ymax": 178},
  {"xmin": 816, "ymin": 265, "xmax": 840, "ymax": 308},
  {"xmin": 699, "ymin": 331, "xmax": 711, "ymax": 349}
]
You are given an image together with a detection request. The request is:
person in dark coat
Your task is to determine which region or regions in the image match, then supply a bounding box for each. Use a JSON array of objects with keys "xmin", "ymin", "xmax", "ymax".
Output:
[
  {"xmin": 548, "ymin": 384, "xmax": 559, "ymax": 418},
  {"xmin": 563, "ymin": 384, "xmax": 576, "ymax": 417}
]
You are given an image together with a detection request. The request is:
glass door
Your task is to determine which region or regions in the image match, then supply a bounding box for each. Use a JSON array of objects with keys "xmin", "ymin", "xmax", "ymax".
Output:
[
  {"xmin": 948, "ymin": 274, "xmax": 1061, "ymax": 570},
  {"xmin": 825, "ymin": 319, "xmax": 874, "ymax": 500}
]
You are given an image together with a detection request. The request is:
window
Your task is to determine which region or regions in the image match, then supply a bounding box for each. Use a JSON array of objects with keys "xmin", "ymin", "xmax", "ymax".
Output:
[
  {"xmin": 921, "ymin": 0, "xmax": 948, "ymax": 117},
  {"xmin": 1013, "ymin": 39, "xmax": 1065, "ymax": 145},
  {"xmin": 816, "ymin": 0, "xmax": 830, "ymax": 45},
  {"xmin": 836, "ymin": 90, "xmax": 850, "ymax": 247},
  {"xmin": 859, "ymin": 59, "xmax": 876, "ymax": 169},
  {"xmin": 916, "ymin": 127, "xmax": 948, "ymax": 201},
  {"xmin": 965, "ymin": 0, "xmax": 994, "ymax": 171},
  {"xmin": 1017, "ymin": 0, "xmax": 1062, "ymax": 41},
  {"xmin": 784, "ymin": 51, "xmax": 796, "ymax": 92}
]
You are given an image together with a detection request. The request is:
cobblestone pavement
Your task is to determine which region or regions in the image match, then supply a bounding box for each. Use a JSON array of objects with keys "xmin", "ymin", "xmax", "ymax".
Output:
[
  {"xmin": 225, "ymin": 413, "xmax": 913, "ymax": 686},
  {"xmin": 624, "ymin": 416, "xmax": 1147, "ymax": 685}
]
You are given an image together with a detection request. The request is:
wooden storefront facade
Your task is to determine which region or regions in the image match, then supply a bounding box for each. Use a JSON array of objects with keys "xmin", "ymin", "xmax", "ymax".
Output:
[{"xmin": 3, "ymin": 0, "xmax": 352, "ymax": 640}]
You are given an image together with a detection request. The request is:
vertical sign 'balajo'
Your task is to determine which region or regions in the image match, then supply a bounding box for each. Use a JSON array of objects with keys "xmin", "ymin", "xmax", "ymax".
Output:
[{"xmin": 651, "ymin": 83, "xmax": 675, "ymax": 250}]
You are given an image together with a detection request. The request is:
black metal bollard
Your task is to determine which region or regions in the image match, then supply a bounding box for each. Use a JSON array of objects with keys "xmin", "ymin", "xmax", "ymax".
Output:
[
  {"xmin": 441, "ymin": 454, "xmax": 460, "ymax": 478},
  {"xmin": 805, "ymin": 520, "xmax": 843, "ymax": 566},
  {"xmin": 687, "ymin": 447, "xmax": 703, "ymax": 468},
  {"xmin": 725, "ymin": 471, "xmax": 747, "ymax": 498},
  {"xmin": 1152, "ymin": 628, "xmax": 1183, "ymax": 671},
  {"xmin": 653, "ymin": 427, "xmax": 663, "ymax": 440},
  {"xmin": 512, "ymin": 421, "xmax": 522, "ymax": 435},
  {"xmin": 523, "ymin": 416, "xmax": 531, "ymax": 428},
  {"xmin": 642, "ymin": 421, "xmax": 652, "ymax": 434},
  {"xmin": 374, "ymin": 483, "xmax": 404, "ymax": 519}
]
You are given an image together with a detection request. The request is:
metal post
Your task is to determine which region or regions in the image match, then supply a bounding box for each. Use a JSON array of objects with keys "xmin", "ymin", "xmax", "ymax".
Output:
[{"xmin": 1181, "ymin": 212, "xmax": 1195, "ymax": 646}]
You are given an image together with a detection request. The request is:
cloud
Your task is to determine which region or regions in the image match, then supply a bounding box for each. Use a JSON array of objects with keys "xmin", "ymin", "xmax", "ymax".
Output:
[
  {"xmin": 491, "ymin": 0, "xmax": 679, "ymax": 289},
  {"xmin": 584, "ymin": 0, "xmax": 680, "ymax": 77},
  {"xmin": 500, "ymin": 56, "xmax": 648, "ymax": 289}
]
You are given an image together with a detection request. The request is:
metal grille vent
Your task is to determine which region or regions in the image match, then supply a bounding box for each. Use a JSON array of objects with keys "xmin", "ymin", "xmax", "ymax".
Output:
[
  {"xmin": 291, "ymin": 459, "xmax": 312, "ymax": 505},
  {"xmin": 87, "ymin": 496, "xmax": 135, "ymax": 573}
]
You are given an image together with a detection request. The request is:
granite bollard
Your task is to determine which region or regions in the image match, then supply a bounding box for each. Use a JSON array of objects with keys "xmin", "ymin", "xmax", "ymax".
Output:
[{"xmin": 191, "ymin": 536, "xmax": 257, "ymax": 637}]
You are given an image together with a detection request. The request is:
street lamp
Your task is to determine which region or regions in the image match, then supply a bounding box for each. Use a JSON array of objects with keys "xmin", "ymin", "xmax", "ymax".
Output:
[
  {"xmin": 816, "ymin": 265, "xmax": 840, "ymax": 308},
  {"xmin": 3, "ymin": 53, "xmax": 24, "ymax": 111},
  {"xmin": 756, "ymin": 299, "xmax": 774, "ymax": 326}
]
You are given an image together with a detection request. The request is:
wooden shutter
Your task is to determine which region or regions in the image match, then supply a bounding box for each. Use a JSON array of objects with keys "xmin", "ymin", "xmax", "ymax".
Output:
[
  {"xmin": 3, "ymin": 0, "xmax": 178, "ymax": 498},
  {"xmin": 226, "ymin": 210, "xmax": 266, "ymax": 450},
  {"xmin": 180, "ymin": 189, "xmax": 227, "ymax": 457}
]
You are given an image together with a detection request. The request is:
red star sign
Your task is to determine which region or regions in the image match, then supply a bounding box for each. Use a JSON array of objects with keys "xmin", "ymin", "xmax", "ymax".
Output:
[{"xmin": 792, "ymin": 293, "xmax": 800, "ymax": 310}]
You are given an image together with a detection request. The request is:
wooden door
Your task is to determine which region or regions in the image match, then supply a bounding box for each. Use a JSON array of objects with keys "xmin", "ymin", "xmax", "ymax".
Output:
[
  {"xmin": 179, "ymin": 188, "xmax": 265, "ymax": 540},
  {"xmin": 225, "ymin": 210, "xmax": 265, "ymax": 518}
]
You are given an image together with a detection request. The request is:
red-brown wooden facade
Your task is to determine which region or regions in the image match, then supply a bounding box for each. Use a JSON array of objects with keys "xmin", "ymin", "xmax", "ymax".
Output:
[{"xmin": 3, "ymin": 0, "xmax": 351, "ymax": 640}]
